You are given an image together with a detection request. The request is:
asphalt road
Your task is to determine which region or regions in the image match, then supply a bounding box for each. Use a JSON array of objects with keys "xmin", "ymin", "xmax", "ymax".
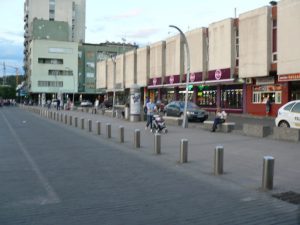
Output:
[{"xmin": 0, "ymin": 107, "xmax": 299, "ymax": 225}]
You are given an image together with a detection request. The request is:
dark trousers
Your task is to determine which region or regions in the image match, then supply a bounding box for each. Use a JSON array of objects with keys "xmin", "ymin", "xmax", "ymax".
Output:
[
  {"xmin": 146, "ymin": 114, "xmax": 153, "ymax": 128},
  {"xmin": 212, "ymin": 118, "xmax": 224, "ymax": 131}
]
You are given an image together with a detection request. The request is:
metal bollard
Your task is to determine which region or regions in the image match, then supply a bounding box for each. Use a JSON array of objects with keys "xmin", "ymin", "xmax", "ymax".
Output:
[
  {"xmin": 154, "ymin": 133, "xmax": 161, "ymax": 154},
  {"xmin": 180, "ymin": 139, "xmax": 188, "ymax": 163},
  {"xmin": 81, "ymin": 118, "xmax": 84, "ymax": 130},
  {"xmin": 106, "ymin": 123, "xmax": 111, "ymax": 138},
  {"xmin": 262, "ymin": 156, "xmax": 275, "ymax": 190},
  {"xmin": 119, "ymin": 126, "xmax": 124, "ymax": 143},
  {"xmin": 74, "ymin": 117, "xmax": 78, "ymax": 127},
  {"xmin": 60, "ymin": 113, "xmax": 63, "ymax": 122},
  {"xmin": 69, "ymin": 115, "xmax": 72, "ymax": 126},
  {"xmin": 88, "ymin": 119, "xmax": 92, "ymax": 132},
  {"xmin": 96, "ymin": 121, "xmax": 101, "ymax": 135},
  {"xmin": 64, "ymin": 114, "xmax": 68, "ymax": 124},
  {"xmin": 134, "ymin": 129, "xmax": 140, "ymax": 148},
  {"xmin": 53, "ymin": 112, "xmax": 56, "ymax": 120},
  {"xmin": 214, "ymin": 146, "xmax": 224, "ymax": 175}
]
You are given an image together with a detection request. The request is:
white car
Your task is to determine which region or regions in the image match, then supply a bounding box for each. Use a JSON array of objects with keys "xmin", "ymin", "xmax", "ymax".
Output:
[
  {"xmin": 275, "ymin": 100, "xmax": 300, "ymax": 129},
  {"xmin": 80, "ymin": 100, "xmax": 93, "ymax": 107}
]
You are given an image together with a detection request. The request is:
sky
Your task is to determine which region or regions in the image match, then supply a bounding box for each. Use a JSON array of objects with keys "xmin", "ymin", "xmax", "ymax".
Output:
[{"xmin": 0, "ymin": 0, "xmax": 272, "ymax": 76}]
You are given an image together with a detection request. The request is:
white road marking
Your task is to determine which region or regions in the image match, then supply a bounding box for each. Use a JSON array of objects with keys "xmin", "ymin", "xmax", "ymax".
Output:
[{"xmin": 1, "ymin": 112, "xmax": 60, "ymax": 204}]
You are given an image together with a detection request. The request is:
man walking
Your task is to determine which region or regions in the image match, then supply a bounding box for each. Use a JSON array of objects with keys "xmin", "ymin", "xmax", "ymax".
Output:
[{"xmin": 145, "ymin": 99, "xmax": 156, "ymax": 130}]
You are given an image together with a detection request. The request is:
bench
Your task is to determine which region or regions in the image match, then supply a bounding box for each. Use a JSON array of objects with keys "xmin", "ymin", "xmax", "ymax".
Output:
[
  {"xmin": 203, "ymin": 121, "xmax": 235, "ymax": 132},
  {"xmin": 163, "ymin": 116, "xmax": 183, "ymax": 126},
  {"xmin": 243, "ymin": 123, "xmax": 271, "ymax": 137},
  {"xmin": 273, "ymin": 127, "xmax": 300, "ymax": 142}
]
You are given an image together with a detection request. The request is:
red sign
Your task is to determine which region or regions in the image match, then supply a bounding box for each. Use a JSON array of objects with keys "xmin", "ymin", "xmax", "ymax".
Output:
[
  {"xmin": 153, "ymin": 78, "xmax": 157, "ymax": 85},
  {"xmin": 190, "ymin": 73, "xmax": 195, "ymax": 82},
  {"xmin": 278, "ymin": 73, "xmax": 300, "ymax": 82},
  {"xmin": 215, "ymin": 69, "xmax": 222, "ymax": 80},
  {"xmin": 169, "ymin": 75, "xmax": 174, "ymax": 84}
]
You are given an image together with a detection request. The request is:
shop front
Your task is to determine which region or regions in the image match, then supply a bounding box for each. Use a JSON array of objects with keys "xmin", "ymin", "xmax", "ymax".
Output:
[
  {"xmin": 246, "ymin": 76, "xmax": 289, "ymax": 117},
  {"xmin": 190, "ymin": 68, "xmax": 244, "ymax": 113}
]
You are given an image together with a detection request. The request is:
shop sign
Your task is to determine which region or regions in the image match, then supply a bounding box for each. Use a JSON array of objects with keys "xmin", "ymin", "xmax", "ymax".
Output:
[
  {"xmin": 190, "ymin": 73, "xmax": 195, "ymax": 82},
  {"xmin": 149, "ymin": 77, "xmax": 162, "ymax": 86},
  {"xmin": 169, "ymin": 75, "xmax": 174, "ymax": 84},
  {"xmin": 256, "ymin": 77, "xmax": 274, "ymax": 85},
  {"xmin": 207, "ymin": 68, "xmax": 230, "ymax": 81},
  {"xmin": 215, "ymin": 69, "xmax": 222, "ymax": 80},
  {"xmin": 278, "ymin": 73, "xmax": 300, "ymax": 82},
  {"xmin": 153, "ymin": 78, "xmax": 157, "ymax": 85},
  {"xmin": 164, "ymin": 75, "xmax": 180, "ymax": 84},
  {"xmin": 253, "ymin": 84, "xmax": 282, "ymax": 91}
]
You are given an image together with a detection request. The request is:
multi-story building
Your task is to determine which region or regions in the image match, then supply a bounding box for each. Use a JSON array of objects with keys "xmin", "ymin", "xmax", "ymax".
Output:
[
  {"xmin": 24, "ymin": 0, "xmax": 86, "ymax": 105},
  {"xmin": 96, "ymin": 0, "xmax": 300, "ymax": 117}
]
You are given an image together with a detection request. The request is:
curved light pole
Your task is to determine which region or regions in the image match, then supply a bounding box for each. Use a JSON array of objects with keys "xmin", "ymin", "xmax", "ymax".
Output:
[
  {"xmin": 169, "ymin": 25, "xmax": 190, "ymax": 128},
  {"xmin": 111, "ymin": 55, "xmax": 117, "ymax": 117}
]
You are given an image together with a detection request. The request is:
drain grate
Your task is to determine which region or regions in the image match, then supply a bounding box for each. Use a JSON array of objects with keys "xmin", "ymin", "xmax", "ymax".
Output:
[{"xmin": 272, "ymin": 191, "xmax": 300, "ymax": 205}]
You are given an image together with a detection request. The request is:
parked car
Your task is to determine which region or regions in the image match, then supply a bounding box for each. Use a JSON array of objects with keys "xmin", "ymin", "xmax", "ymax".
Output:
[
  {"xmin": 163, "ymin": 101, "xmax": 209, "ymax": 122},
  {"xmin": 275, "ymin": 100, "xmax": 300, "ymax": 129},
  {"xmin": 80, "ymin": 100, "xmax": 93, "ymax": 107}
]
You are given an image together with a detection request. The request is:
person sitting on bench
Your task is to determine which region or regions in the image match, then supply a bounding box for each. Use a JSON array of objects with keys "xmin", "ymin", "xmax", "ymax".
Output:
[{"xmin": 211, "ymin": 107, "xmax": 227, "ymax": 132}]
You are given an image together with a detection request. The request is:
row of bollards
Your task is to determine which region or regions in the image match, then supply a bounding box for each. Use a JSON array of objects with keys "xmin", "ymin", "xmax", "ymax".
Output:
[{"xmin": 40, "ymin": 109, "xmax": 275, "ymax": 191}]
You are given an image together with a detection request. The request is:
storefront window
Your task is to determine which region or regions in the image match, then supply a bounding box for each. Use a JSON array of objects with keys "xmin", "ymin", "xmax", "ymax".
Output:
[
  {"xmin": 252, "ymin": 85, "xmax": 282, "ymax": 104},
  {"xmin": 291, "ymin": 81, "xmax": 300, "ymax": 100},
  {"xmin": 221, "ymin": 86, "xmax": 243, "ymax": 109},
  {"xmin": 197, "ymin": 86, "xmax": 217, "ymax": 107}
]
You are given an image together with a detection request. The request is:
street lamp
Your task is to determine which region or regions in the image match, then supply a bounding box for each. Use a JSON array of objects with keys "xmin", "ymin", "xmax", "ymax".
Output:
[
  {"xmin": 169, "ymin": 25, "xmax": 191, "ymax": 128},
  {"xmin": 110, "ymin": 55, "xmax": 117, "ymax": 117}
]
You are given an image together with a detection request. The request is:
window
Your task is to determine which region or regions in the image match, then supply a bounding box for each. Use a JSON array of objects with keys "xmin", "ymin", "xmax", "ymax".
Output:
[
  {"xmin": 38, "ymin": 80, "xmax": 63, "ymax": 87},
  {"xmin": 291, "ymin": 103, "xmax": 300, "ymax": 113},
  {"xmin": 284, "ymin": 102, "xmax": 296, "ymax": 111},
  {"xmin": 38, "ymin": 58, "xmax": 63, "ymax": 64}
]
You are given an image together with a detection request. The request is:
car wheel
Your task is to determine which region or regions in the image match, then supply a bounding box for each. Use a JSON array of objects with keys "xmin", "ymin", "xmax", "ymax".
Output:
[{"xmin": 279, "ymin": 121, "xmax": 290, "ymax": 128}]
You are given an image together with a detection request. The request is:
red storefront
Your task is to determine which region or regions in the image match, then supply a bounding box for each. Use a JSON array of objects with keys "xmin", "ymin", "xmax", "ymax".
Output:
[{"xmin": 245, "ymin": 76, "xmax": 289, "ymax": 117}]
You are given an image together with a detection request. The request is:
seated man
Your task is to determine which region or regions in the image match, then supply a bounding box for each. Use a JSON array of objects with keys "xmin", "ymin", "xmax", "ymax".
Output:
[{"xmin": 211, "ymin": 107, "xmax": 227, "ymax": 132}]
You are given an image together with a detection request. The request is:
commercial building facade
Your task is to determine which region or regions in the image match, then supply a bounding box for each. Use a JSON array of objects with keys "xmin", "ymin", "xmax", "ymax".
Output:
[{"xmin": 96, "ymin": 0, "xmax": 300, "ymax": 117}]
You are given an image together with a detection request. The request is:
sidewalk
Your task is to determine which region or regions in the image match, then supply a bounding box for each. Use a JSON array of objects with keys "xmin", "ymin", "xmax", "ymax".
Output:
[{"xmin": 35, "ymin": 106, "xmax": 300, "ymax": 195}]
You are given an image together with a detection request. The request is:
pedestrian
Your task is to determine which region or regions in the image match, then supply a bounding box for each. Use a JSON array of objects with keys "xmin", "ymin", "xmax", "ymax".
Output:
[
  {"xmin": 265, "ymin": 95, "xmax": 271, "ymax": 116},
  {"xmin": 47, "ymin": 99, "xmax": 51, "ymax": 109},
  {"xmin": 211, "ymin": 107, "xmax": 227, "ymax": 132},
  {"xmin": 56, "ymin": 99, "xmax": 60, "ymax": 110},
  {"xmin": 145, "ymin": 99, "xmax": 156, "ymax": 130}
]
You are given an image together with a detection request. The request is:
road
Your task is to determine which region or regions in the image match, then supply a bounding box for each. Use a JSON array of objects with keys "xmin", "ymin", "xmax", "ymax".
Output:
[{"xmin": 0, "ymin": 106, "xmax": 299, "ymax": 225}]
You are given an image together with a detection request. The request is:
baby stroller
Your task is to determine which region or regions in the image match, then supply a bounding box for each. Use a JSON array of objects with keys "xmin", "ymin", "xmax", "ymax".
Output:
[{"xmin": 151, "ymin": 114, "xmax": 168, "ymax": 133}]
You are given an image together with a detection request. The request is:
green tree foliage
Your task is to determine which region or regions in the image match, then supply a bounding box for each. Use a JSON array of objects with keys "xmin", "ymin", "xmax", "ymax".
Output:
[{"xmin": 0, "ymin": 75, "xmax": 24, "ymax": 99}]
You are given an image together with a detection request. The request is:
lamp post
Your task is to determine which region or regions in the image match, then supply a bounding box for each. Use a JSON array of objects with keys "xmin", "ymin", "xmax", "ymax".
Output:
[
  {"xmin": 169, "ymin": 25, "xmax": 191, "ymax": 128},
  {"xmin": 111, "ymin": 56, "xmax": 117, "ymax": 117}
]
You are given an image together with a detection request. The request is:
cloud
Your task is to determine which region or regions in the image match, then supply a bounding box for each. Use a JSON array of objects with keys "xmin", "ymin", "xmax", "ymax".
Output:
[
  {"xmin": 126, "ymin": 28, "xmax": 162, "ymax": 39},
  {"xmin": 103, "ymin": 8, "xmax": 143, "ymax": 21}
]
